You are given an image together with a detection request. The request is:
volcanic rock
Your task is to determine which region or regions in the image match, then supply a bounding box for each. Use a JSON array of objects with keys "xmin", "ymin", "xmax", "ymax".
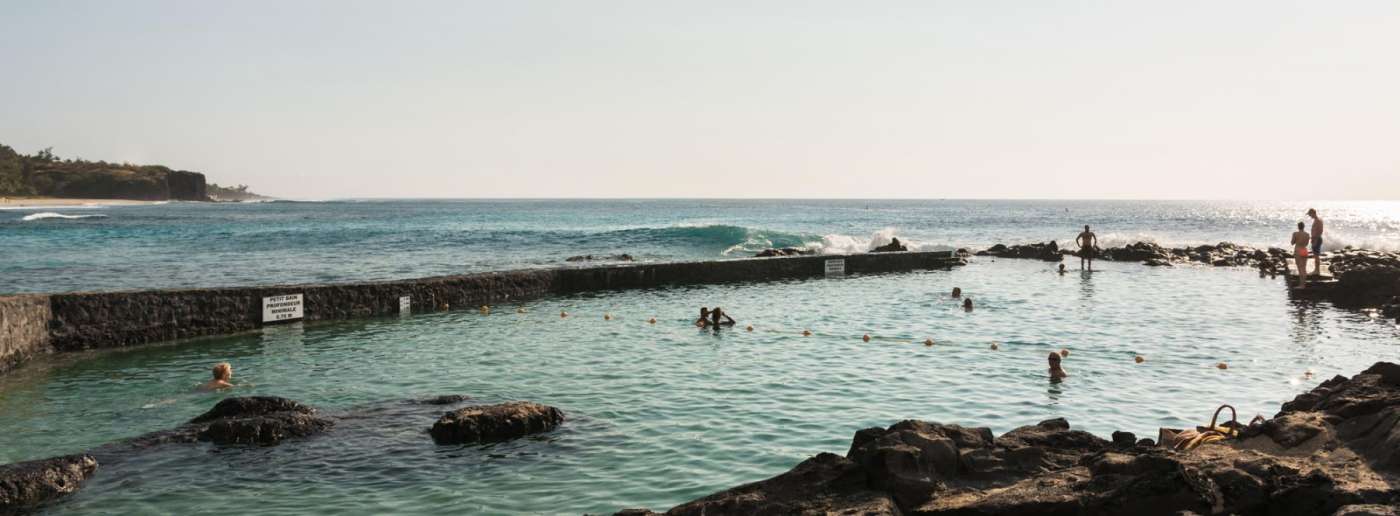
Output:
[
  {"xmin": 624, "ymin": 362, "xmax": 1400, "ymax": 515},
  {"xmin": 429, "ymin": 401, "xmax": 564, "ymax": 445},
  {"xmin": 0, "ymin": 454, "xmax": 97, "ymax": 515}
]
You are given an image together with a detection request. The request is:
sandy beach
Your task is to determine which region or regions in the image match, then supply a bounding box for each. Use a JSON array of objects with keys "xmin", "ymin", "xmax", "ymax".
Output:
[{"xmin": 0, "ymin": 197, "xmax": 168, "ymax": 208}]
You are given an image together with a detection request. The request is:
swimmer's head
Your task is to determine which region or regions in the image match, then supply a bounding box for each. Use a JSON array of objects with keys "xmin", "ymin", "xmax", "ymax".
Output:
[
  {"xmin": 1048, "ymin": 352, "xmax": 1062, "ymax": 367},
  {"xmin": 963, "ymin": 298, "xmax": 973, "ymax": 310},
  {"xmin": 700, "ymin": 307, "xmax": 710, "ymax": 316},
  {"xmin": 1058, "ymin": 263, "xmax": 1066, "ymax": 271},
  {"xmin": 1307, "ymin": 208, "xmax": 1317, "ymax": 218},
  {"xmin": 1298, "ymin": 222, "xmax": 1305, "ymax": 231},
  {"xmin": 1084, "ymin": 225, "xmax": 1090, "ymax": 231},
  {"xmin": 212, "ymin": 362, "xmax": 232, "ymax": 381},
  {"xmin": 952, "ymin": 287, "xmax": 962, "ymax": 298}
]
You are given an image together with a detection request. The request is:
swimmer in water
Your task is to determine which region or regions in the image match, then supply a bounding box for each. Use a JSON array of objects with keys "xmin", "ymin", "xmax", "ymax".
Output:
[
  {"xmin": 197, "ymin": 362, "xmax": 235, "ymax": 391},
  {"xmin": 695, "ymin": 307, "xmax": 711, "ymax": 327},
  {"xmin": 963, "ymin": 298, "xmax": 973, "ymax": 311},
  {"xmin": 710, "ymin": 306, "xmax": 736, "ymax": 327},
  {"xmin": 951, "ymin": 287, "xmax": 962, "ymax": 298},
  {"xmin": 1048, "ymin": 352, "xmax": 1068, "ymax": 381},
  {"xmin": 1058, "ymin": 263, "xmax": 1067, "ymax": 275}
]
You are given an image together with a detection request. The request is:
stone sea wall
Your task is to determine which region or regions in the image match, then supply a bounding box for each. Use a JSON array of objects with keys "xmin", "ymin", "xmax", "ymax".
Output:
[
  {"xmin": 3, "ymin": 251, "xmax": 963, "ymax": 374},
  {"xmin": 0, "ymin": 295, "xmax": 50, "ymax": 374}
]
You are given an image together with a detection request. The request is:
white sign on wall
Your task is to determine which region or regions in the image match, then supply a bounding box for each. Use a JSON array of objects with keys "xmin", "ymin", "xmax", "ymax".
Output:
[
  {"xmin": 399, "ymin": 295, "xmax": 411, "ymax": 314},
  {"xmin": 262, "ymin": 294, "xmax": 304, "ymax": 323},
  {"xmin": 825, "ymin": 259, "xmax": 846, "ymax": 277}
]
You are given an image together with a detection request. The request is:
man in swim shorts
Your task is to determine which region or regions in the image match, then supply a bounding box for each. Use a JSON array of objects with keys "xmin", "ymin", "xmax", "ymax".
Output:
[
  {"xmin": 1307, "ymin": 208, "xmax": 1324, "ymax": 276},
  {"xmin": 1075, "ymin": 225, "xmax": 1098, "ymax": 271}
]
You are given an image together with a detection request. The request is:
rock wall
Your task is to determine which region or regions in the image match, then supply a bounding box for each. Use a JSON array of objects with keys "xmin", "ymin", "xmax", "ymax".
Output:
[
  {"xmin": 0, "ymin": 295, "xmax": 50, "ymax": 374},
  {"xmin": 9, "ymin": 252, "xmax": 963, "ymax": 371},
  {"xmin": 165, "ymin": 170, "xmax": 207, "ymax": 201}
]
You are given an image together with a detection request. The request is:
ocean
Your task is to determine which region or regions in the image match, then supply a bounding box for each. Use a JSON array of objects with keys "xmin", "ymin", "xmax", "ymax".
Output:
[
  {"xmin": 3, "ymin": 199, "xmax": 1399, "ymax": 294},
  {"xmin": 1, "ymin": 199, "xmax": 1398, "ymax": 514}
]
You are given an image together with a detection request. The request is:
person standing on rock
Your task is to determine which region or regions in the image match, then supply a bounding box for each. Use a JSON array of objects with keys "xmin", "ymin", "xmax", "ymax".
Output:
[
  {"xmin": 1075, "ymin": 225, "xmax": 1098, "ymax": 271},
  {"xmin": 1291, "ymin": 222, "xmax": 1311, "ymax": 289},
  {"xmin": 1307, "ymin": 208, "xmax": 1324, "ymax": 276}
]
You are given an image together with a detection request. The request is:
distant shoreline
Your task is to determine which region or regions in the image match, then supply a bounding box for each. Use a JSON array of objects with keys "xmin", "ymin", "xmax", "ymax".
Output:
[{"xmin": 0, "ymin": 197, "xmax": 171, "ymax": 208}]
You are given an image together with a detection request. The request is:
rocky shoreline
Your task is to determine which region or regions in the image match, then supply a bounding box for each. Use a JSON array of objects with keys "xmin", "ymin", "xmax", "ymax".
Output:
[
  {"xmin": 973, "ymin": 241, "xmax": 1400, "ymax": 322},
  {"xmin": 0, "ymin": 396, "xmax": 564, "ymax": 514},
  {"xmin": 618, "ymin": 362, "xmax": 1400, "ymax": 515}
]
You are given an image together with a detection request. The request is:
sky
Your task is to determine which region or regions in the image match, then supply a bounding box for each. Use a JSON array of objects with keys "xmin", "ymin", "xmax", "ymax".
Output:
[{"xmin": 1, "ymin": 1, "xmax": 1397, "ymax": 200}]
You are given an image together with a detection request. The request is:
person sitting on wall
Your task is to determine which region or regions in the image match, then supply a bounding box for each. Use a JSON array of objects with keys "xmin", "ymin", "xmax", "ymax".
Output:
[
  {"xmin": 710, "ymin": 307, "xmax": 737, "ymax": 327},
  {"xmin": 197, "ymin": 362, "xmax": 236, "ymax": 391}
]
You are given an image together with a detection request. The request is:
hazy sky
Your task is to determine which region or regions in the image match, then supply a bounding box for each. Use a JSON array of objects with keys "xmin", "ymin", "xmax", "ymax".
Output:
[{"xmin": 2, "ymin": 1, "xmax": 1397, "ymax": 199}]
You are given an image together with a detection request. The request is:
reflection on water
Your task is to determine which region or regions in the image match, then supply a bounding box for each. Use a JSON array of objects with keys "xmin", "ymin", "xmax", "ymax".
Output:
[{"xmin": 1, "ymin": 260, "xmax": 1397, "ymax": 514}]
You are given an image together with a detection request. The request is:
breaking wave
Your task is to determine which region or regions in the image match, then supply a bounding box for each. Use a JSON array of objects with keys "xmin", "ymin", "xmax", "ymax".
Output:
[{"xmin": 20, "ymin": 212, "xmax": 109, "ymax": 221}]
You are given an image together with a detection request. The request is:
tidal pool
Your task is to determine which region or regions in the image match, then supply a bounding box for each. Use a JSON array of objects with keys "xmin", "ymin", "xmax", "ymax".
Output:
[{"xmin": 1, "ymin": 259, "xmax": 1396, "ymax": 514}]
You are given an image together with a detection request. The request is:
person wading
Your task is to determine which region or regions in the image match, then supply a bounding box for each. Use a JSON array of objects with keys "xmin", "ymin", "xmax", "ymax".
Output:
[{"xmin": 1075, "ymin": 225, "xmax": 1098, "ymax": 271}]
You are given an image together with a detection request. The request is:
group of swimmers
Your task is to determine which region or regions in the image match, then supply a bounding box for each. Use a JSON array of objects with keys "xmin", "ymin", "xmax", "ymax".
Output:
[{"xmin": 694, "ymin": 306, "xmax": 737, "ymax": 328}]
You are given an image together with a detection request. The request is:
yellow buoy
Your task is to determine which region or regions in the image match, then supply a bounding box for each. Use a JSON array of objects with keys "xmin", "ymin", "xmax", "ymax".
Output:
[
  {"xmin": 990, "ymin": 343, "xmax": 999, "ymax": 350},
  {"xmin": 1135, "ymin": 355, "xmax": 1145, "ymax": 363},
  {"xmin": 648, "ymin": 317, "xmax": 657, "ymax": 324},
  {"xmin": 745, "ymin": 325, "xmax": 754, "ymax": 332},
  {"xmin": 1059, "ymin": 349, "xmax": 1070, "ymax": 358},
  {"xmin": 862, "ymin": 334, "xmax": 871, "ymax": 342},
  {"xmin": 1217, "ymin": 362, "xmax": 1229, "ymax": 370},
  {"xmin": 924, "ymin": 338, "xmax": 934, "ymax": 346},
  {"xmin": 802, "ymin": 330, "xmax": 812, "ymax": 337}
]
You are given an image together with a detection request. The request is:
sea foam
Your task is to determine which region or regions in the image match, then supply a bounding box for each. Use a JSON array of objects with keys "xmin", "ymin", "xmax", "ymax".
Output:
[{"xmin": 20, "ymin": 212, "xmax": 109, "ymax": 221}]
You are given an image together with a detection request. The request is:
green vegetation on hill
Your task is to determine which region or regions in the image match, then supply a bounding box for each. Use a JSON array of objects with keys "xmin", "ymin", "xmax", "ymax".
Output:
[
  {"xmin": 208, "ymin": 183, "xmax": 271, "ymax": 201},
  {"xmin": 0, "ymin": 144, "xmax": 260, "ymax": 201}
]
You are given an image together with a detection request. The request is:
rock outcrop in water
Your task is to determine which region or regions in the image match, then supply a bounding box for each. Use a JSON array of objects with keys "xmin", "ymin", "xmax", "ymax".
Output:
[
  {"xmin": 187, "ymin": 397, "xmax": 334, "ymax": 446},
  {"xmin": 977, "ymin": 241, "xmax": 1064, "ymax": 261},
  {"xmin": 754, "ymin": 247, "xmax": 816, "ymax": 257},
  {"xmin": 871, "ymin": 238, "xmax": 909, "ymax": 253},
  {"xmin": 566, "ymin": 254, "xmax": 635, "ymax": 263},
  {"xmin": 617, "ymin": 362, "xmax": 1400, "ymax": 515},
  {"xmin": 429, "ymin": 401, "xmax": 565, "ymax": 445},
  {"xmin": 0, "ymin": 395, "xmax": 564, "ymax": 513},
  {"xmin": 0, "ymin": 454, "xmax": 97, "ymax": 515}
]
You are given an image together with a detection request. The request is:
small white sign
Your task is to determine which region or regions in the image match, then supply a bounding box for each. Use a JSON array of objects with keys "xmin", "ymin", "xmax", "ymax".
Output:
[
  {"xmin": 262, "ymin": 294, "xmax": 304, "ymax": 323},
  {"xmin": 399, "ymin": 295, "xmax": 411, "ymax": 314},
  {"xmin": 825, "ymin": 259, "xmax": 846, "ymax": 277}
]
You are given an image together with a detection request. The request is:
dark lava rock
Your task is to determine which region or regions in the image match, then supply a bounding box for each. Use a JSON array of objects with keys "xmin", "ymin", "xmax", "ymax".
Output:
[
  {"xmin": 755, "ymin": 247, "xmax": 816, "ymax": 258},
  {"xmin": 625, "ymin": 362, "xmax": 1400, "ymax": 515},
  {"xmin": 412, "ymin": 394, "xmax": 473, "ymax": 405},
  {"xmin": 978, "ymin": 241, "xmax": 1063, "ymax": 261},
  {"xmin": 871, "ymin": 239, "xmax": 909, "ymax": 253},
  {"xmin": 429, "ymin": 401, "xmax": 564, "ymax": 445},
  {"xmin": 0, "ymin": 454, "xmax": 97, "ymax": 515},
  {"xmin": 188, "ymin": 396, "xmax": 333, "ymax": 446},
  {"xmin": 566, "ymin": 254, "xmax": 635, "ymax": 262}
]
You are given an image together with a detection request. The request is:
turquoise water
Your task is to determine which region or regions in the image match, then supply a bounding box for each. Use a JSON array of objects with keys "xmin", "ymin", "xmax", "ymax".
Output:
[
  {"xmin": 4, "ymin": 199, "xmax": 1400, "ymax": 293},
  {"xmin": 2, "ymin": 259, "xmax": 1397, "ymax": 514}
]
